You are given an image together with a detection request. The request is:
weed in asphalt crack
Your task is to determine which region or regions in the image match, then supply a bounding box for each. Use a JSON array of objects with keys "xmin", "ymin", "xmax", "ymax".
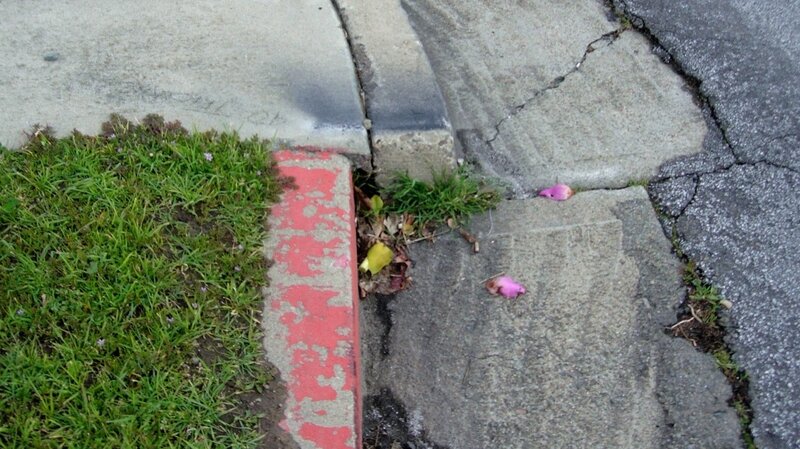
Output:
[{"xmin": 666, "ymin": 240, "xmax": 756, "ymax": 448}]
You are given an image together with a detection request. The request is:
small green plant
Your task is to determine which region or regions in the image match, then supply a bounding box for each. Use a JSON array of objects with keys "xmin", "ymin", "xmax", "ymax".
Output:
[
  {"xmin": 683, "ymin": 261, "xmax": 723, "ymax": 324},
  {"xmin": 670, "ymin": 237, "xmax": 757, "ymax": 449},
  {"xmin": 0, "ymin": 115, "xmax": 281, "ymax": 448},
  {"xmin": 734, "ymin": 400, "xmax": 757, "ymax": 449},
  {"xmin": 626, "ymin": 178, "xmax": 650, "ymax": 188},
  {"xmin": 381, "ymin": 166, "xmax": 500, "ymax": 228},
  {"xmin": 713, "ymin": 348, "xmax": 738, "ymax": 375},
  {"xmin": 618, "ymin": 15, "xmax": 633, "ymax": 30}
]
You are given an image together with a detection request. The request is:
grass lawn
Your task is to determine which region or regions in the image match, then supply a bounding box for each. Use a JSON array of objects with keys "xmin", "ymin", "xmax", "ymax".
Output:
[{"xmin": 0, "ymin": 115, "xmax": 282, "ymax": 448}]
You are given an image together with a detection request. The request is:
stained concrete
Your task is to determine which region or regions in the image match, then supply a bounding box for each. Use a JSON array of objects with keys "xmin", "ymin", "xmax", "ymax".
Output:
[
  {"xmin": 0, "ymin": 0, "xmax": 369, "ymax": 164},
  {"xmin": 362, "ymin": 188, "xmax": 742, "ymax": 449},
  {"xmin": 402, "ymin": 0, "xmax": 705, "ymax": 195}
]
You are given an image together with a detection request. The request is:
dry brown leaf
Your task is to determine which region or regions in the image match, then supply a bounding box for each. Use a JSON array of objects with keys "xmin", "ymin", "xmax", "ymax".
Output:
[
  {"xmin": 370, "ymin": 216, "xmax": 385, "ymax": 239},
  {"xmin": 383, "ymin": 214, "xmax": 401, "ymax": 237},
  {"xmin": 353, "ymin": 186, "xmax": 372, "ymax": 211}
]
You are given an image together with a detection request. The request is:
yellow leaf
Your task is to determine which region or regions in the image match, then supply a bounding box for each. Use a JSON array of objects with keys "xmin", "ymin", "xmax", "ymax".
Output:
[
  {"xmin": 359, "ymin": 242, "xmax": 393, "ymax": 275},
  {"xmin": 370, "ymin": 195, "xmax": 384, "ymax": 216}
]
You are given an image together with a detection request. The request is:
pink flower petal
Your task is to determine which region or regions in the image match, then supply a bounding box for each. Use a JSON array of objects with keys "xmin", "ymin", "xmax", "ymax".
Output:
[
  {"xmin": 485, "ymin": 275, "xmax": 526, "ymax": 299},
  {"xmin": 538, "ymin": 184, "xmax": 574, "ymax": 201}
]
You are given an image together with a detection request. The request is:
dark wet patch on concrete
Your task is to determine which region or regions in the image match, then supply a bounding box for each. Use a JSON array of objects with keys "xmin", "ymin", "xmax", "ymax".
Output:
[{"xmin": 363, "ymin": 389, "xmax": 449, "ymax": 449}]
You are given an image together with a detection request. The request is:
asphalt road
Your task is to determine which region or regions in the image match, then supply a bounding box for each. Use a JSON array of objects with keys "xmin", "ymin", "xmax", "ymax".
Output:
[{"xmin": 613, "ymin": 1, "xmax": 800, "ymax": 448}]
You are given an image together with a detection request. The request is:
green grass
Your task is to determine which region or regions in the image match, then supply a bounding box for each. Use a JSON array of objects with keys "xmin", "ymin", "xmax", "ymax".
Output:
[
  {"xmin": 734, "ymin": 400, "xmax": 757, "ymax": 449},
  {"xmin": 380, "ymin": 167, "xmax": 500, "ymax": 227},
  {"xmin": 683, "ymin": 261, "xmax": 723, "ymax": 325},
  {"xmin": 0, "ymin": 115, "xmax": 281, "ymax": 448},
  {"xmin": 625, "ymin": 178, "xmax": 649, "ymax": 188},
  {"xmin": 713, "ymin": 348, "xmax": 739, "ymax": 377}
]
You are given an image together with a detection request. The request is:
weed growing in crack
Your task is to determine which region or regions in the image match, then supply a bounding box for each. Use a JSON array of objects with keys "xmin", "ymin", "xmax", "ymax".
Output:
[
  {"xmin": 668, "ymin": 239, "xmax": 756, "ymax": 448},
  {"xmin": 353, "ymin": 167, "xmax": 500, "ymax": 298},
  {"xmin": 683, "ymin": 261, "xmax": 724, "ymax": 325},
  {"xmin": 381, "ymin": 166, "xmax": 501, "ymax": 228},
  {"xmin": 626, "ymin": 178, "xmax": 650, "ymax": 188},
  {"xmin": 734, "ymin": 400, "xmax": 757, "ymax": 449}
]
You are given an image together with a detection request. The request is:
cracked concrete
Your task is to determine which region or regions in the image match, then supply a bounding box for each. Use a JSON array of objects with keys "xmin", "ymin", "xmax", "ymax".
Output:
[
  {"xmin": 332, "ymin": 0, "xmax": 455, "ymax": 184},
  {"xmin": 485, "ymin": 28, "xmax": 625, "ymax": 145},
  {"xmin": 356, "ymin": 1, "xmax": 761, "ymax": 447},
  {"xmin": 361, "ymin": 189, "xmax": 743, "ymax": 449},
  {"xmin": 404, "ymin": 0, "xmax": 705, "ymax": 196},
  {"xmin": 612, "ymin": 1, "xmax": 800, "ymax": 447}
]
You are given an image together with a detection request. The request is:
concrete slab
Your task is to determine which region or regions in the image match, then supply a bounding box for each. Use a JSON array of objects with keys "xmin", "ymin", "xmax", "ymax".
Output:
[
  {"xmin": 361, "ymin": 188, "xmax": 742, "ymax": 448},
  {"xmin": 0, "ymin": 0, "xmax": 369, "ymax": 165},
  {"xmin": 263, "ymin": 151, "xmax": 361, "ymax": 449},
  {"xmin": 333, "ymin": 0, "xmax": 455, "ymax": 183},
  {"xmin": 403, "ymin": 0, "xmax": 705, "ymax": 195}
]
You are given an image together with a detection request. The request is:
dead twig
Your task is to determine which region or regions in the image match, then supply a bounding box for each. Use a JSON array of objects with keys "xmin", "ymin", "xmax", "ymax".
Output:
[
  {"xmin": 406, "ymin": 230, "xmax": 451, "ymax": 244},
  {"xmin": 458, "ymin": 227, "xmax": 480, "ymax": 253},
  {"xmin": 688, "ymin": 303, "xmax": 703, "ymax": 323},
  {"xmin": 670, "ymin": 316, "xmax": 695, "ymax": 330},
  {"xmin": 675, "ymin": 325, "xmax": 698, "ymax": 346}
]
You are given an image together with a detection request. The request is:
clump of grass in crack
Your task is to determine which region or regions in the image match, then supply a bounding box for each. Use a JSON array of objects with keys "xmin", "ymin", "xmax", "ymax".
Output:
[
  {"xmin": 735, "ymin": 400, "xmax": 757, "ymax": 449},
  {"xmin": 0, "ymin": 114, "xmax": 282, "ymax": 448},
  {"xmin": 669, "ymin": 244, "xmax": 757, "ymax": 448},
  {"xmin": 381, "ymin": 167, "xmax": 500, "ymax": 228},
  {"xmin": 715, "ymin": 348, "xmax": 756, "ymax": 449},
  {"xmin": 626, "ymin": 178, "xmax": 650, "ymax": 188},
  {"xmin": 683, "ymin": 261, "xmax": 723, "ymax": 325}
]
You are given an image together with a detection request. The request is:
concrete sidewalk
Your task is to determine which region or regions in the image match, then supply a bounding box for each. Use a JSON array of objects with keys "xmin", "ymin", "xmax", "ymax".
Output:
[
  {"xmin": 362, "ymin": 189, "xmax": 740, "ymax": 449},
  {"xmin": 359, "ymin": 0, "xmax": 747, "ymax": 448},
  {"xmin": 0, "ymin": 0, "xmax": 368, "ymax": 164}
]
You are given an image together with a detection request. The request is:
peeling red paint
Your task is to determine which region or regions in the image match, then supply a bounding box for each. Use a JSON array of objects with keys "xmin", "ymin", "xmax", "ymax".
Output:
[
  {"xmin": 299, "ymin": 423, "xmax": 354, "ymax": 448},
  {"xmin": 266, "ymin": 151, "xmax": 361, "ymax": 449},
  {"xmin": 272, "ymin": 235, "xmax": 344, "ymax": 277}
]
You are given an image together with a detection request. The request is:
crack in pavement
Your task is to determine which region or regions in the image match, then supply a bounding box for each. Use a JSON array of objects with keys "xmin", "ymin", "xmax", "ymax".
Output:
[
  {"xmin": 676, "ymin": 174, "xmax": 701, "ymax": 218},
  {"xmin": 657, "ymin": 159, "xmax": 797, "ymax": 218},
  {"xmin": 328, "ymin": 0, "xmax": 377, "ymax": 171},
  {"xmin": 610, "ymin": 2, "xmax": 775, "ymax": 445},
  {"xmin": 612, "ymin": 0, "xmax": 740, "ymax": 157},
  {"xmin": 484, "ymin": 27, "xmax": 627, "ymax": 145}
]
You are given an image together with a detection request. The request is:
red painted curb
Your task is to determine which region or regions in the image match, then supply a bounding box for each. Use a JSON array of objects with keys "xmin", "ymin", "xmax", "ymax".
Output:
[{"xmin": 263, "ymin": 150, "xmax": 361, "ymax": 449}]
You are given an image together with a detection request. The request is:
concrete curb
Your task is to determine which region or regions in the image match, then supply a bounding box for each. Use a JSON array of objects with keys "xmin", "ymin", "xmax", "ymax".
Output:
[
  {"xmin": 333, "ymin": 0, "xmax": 455, "ymax": 183},
  {"xmin": 263, "ymin": 150, "xmax": 361, "ymax": 449}
]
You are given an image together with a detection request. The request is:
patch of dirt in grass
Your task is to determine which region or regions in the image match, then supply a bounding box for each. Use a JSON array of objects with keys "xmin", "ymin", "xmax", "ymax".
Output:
[{"xmin": 250, "ymin": 361, "xmax": 301, "ymax": 449}]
